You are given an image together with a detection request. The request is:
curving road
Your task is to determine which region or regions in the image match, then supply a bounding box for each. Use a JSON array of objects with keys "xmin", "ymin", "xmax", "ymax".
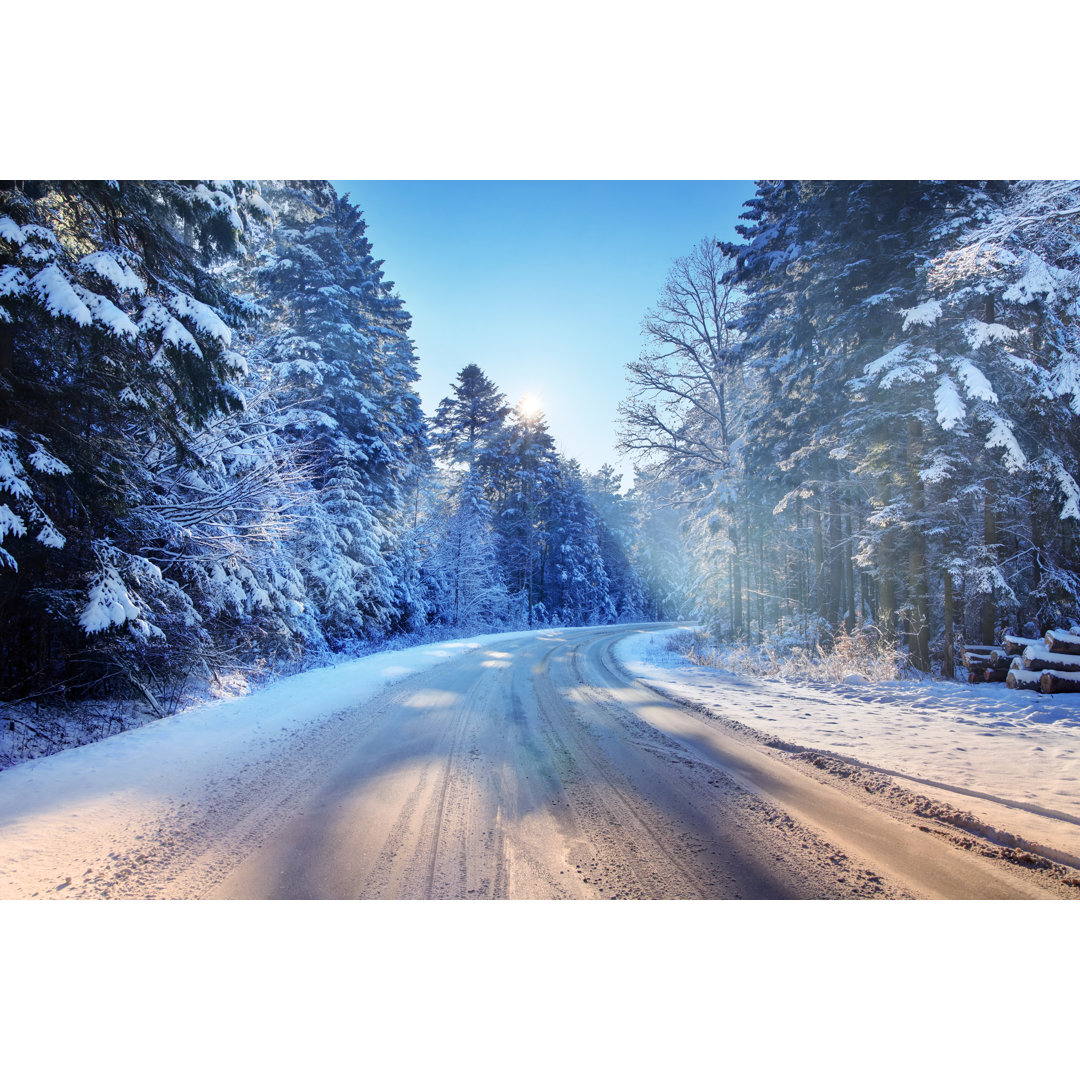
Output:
[{"xmin": 207, "ymin": 625, "xmax": 1061, "ymax": 900}]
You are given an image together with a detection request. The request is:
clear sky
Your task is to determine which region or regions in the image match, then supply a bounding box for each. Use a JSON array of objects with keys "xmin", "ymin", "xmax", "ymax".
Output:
[{"xmin": 333, "ymin": 180, "xmax": 757, "ymax": 484}]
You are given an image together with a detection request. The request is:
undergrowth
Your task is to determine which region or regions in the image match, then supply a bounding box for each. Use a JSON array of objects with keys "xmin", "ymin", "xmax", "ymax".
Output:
[{"xmin": 665, "ymin": 626, "xmax": 913, "ymax": 683}]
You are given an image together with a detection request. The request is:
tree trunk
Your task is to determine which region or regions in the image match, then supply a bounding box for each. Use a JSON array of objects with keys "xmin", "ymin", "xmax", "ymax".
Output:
[
  {"xmin": 730, "ymin": 525, "xmax": 742, "ymax": 636},
  {"xmin": 981, "ymin": 479, "xmax": 998, "ymax": 646},
  {"xmin": 843, "ymin": 513, "xmax": 856, "ymax": 633},
  {"xmin": 828, "ymin": 493, "xmax": 843, "ymax": 632},
  {"xmin": 813, "ymin": 508, "xmax": 825, "ymax": 624},
  {"xmin": 942, "ymin": 567, "xmax": 955, "ymax": 678}
]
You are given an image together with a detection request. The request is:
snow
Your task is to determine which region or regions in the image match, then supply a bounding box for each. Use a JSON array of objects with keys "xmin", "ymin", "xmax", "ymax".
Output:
[
  {"xmin": 933, "ymin": 374, "xmax": 965, "ymax": 430},
  {"xmin": 616, "ymin": 627, "xmax": 1080, "ymax": 869},
  {"xmin": 167, "ymin": 289, "xmax": 232, "ymax": 347},
  {"xmin": 1003, "ymin": 253, "xmax": 1061, "ymax": 304},
  {"xmin": 1051, "ymin": 455, "xmax": 1080, "ymax": 520},
  {"xmin": 0, "ymin": 264, "xmax": 28, "ymax": 298},
  {"xmin": 862, "ymin": 343, "xmax": 939, "ymax": 388},
  {"xmin": 953, "ymin": 357, "xmax": 998, "ymax": 403},
  {"xmin": 163, "ymin": 315, "xmax": 202, "ymax": 355},
  {"xmin": 1023, "ymin": 644, "xmax": 1080, "ymax": 668},
  {"xmin": 984, "ymin": 412, "xmax": 1026, "ymax": 471},
  {"xmin": 0, "ymin": 502, "xmax": 26, "ymax": 543},
  {"xmin": 27, "ymin": 444, "xmax": 71, "ymax": 476},
  {"xmin": 900, "ymin": 299, "xmax": 942, "ymax": 330},
  {"xmin": 73, "ymin": 283, "xmax": 139, "ymax": 339},
  {"xmin": 140, "ymin": 299, "xmax": 204, "ymax": 355},
  {"xmin": 79, "ymin": 565, "xmax": 141, "ymax": 633},
  {"xmin": 78, "ymin": 251, "xmax": 145, "ymax": 295},
  {"xmin": 0, "ymin": 629, "xmax": 552, "ymax": 899},
  {"xmin": 30, "ymin": 264, "xmax": 92, "ymax": 326},
  {"xmin": 0, "ymin": 216, "xmax": 27, "ymax": 245},
  {"xmin": 962, "ymin": 319, "xmax": 1018, "ymax": 349}
]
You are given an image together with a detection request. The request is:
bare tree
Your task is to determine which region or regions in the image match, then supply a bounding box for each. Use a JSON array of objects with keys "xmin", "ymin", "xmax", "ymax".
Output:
[
  {"xmin": 618, "ymin": 240, "xmax": 744, "ymax": 480},
  {"xmin": 618, "ymin": 241, "xmax": 752, "ymax": 636}
]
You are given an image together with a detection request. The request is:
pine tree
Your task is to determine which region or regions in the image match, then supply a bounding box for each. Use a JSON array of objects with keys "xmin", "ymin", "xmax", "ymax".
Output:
[
  {"xmin": 0, "ymin": 180, "xmax": 265, "ymax": 697},
  {"xmin": 250, "ymin": 182, "xmax": 426, "ymax": 645}
]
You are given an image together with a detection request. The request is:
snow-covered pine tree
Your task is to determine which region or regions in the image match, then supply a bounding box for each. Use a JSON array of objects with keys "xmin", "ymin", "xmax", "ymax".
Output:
[
  {"xmin": 0, "ymin": 180, "xmax": 266, "ymax": 699},
  {"xmin": 487, "ymin": 402, "xmax": 561, "ymax": 625},
  {"xmin": 856, "ymin": 181, "xmax": 1080, "ymax": 654},
  {"xmin": 545, "ymin": 458, "xmax": 615, "ymax": 626},
  {"xmin": 418, "ymin": 467, "xmax": 510, "ymax": 631},
  {"xmin": 249, "ymin": 182, "xmax": 426, "ymax": 647},
  {"xmin": 583, "ymin": 464, "xmax": 649, "ymax": 621},
  {"xmin": 430, "ymin": 363, "xmax": 511, "ymax": 472}
]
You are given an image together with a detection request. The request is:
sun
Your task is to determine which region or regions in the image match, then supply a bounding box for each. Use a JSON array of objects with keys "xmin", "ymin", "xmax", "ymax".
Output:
[{"xmin": 517, "ymin": 392, "xmax": 543, "ymax": 419}]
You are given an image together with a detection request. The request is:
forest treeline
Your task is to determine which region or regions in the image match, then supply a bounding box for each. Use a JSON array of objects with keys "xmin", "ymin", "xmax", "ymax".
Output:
[
  {"xmin": 619, "ymin": 181, "xmax": 1080, "ymax": 673},
  {"xmin": 3, "ymin": 179, "xmax": 1079, "ymax": 724},
  {"xmin": 0, "ymin": 181, "xmax": 654, "ymax": 714}
]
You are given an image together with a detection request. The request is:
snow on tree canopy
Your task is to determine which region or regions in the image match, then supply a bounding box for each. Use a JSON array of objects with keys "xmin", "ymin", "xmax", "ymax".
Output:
[
  {"xmin": 1003, "ymin": 252, "xmax": 1062, "ymax": 304},
  {"xmin": 167, "ymin": 289, "xmax": 232, "ymax": 347},
  {"xmin": 0, "ymin": 433, "xmax": 32, "ymax": 499},
  {"xmin": 1052, "ymin": 358, "xmax": 1080, "ymax": 412},
  {"xmin": 934, "ymin": 374, "xmax": 966, "ymax": 430},
  {"xmin": 962, "ymin": 320, "xmax": 1019, "ymax": 349},
  {"xmin": 27, "ymin": 445, "xmax": 71, "ymax": 475},
  {"xmin": 30, "ymin": 264, "xmax": 93, "ymax": 326},
  {"xmin": 73, "ymin": 284, "xmax": 139, "ymax": 339},
  {"xmin": 35, "ymin": 522, "xmax": 64, "ymax": 549},
  {"xmin": 863, "ymin": 343, "xmax": 938, "ymax": 388},
  {"xmin": 0, "ymin": 503, "xmax": 26, "ymax": 544},
  {"xmin": 79, "ymin": 251, "xmax": 145, "ymax": 295},
  {"xmin": 140, "ymin": 300, "xmax": 203, "ymax": 356},
  {"xmin": 900, "ymin": 299, "xmax": 942, "ymax": 330},
  {"xmin": 0, "ymin": 265, "xmax": 27, "ymax": 298},
  {"xmin": 919, "ymin": 450, "xmax": 954, "ymax": 485},
  {"xmin": 1051, "ymin": 455, "xmax": 1080, "ymax": 520},
  {"xmin": 80, "ymin": 564, "xmax": 142, "ymax": 633},
  {"xmin": 954, "ymin": 357, "xmax": 998, "ymax": 403},
  {"xmin": 984, "ymin": 412, "xmax": 1026, "ymax": 472},
  {"xmin": 0, "ymin": 216, "xmax": 26, "ymax": 245}
]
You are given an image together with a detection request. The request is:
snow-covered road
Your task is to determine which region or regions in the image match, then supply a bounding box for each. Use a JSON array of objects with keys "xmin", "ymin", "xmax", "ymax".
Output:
[{"xmin": 2, "ymin": 624, "xmax": 1074, "ymax": 899}]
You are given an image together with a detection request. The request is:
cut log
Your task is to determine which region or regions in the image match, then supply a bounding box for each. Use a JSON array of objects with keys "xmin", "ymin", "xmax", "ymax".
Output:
[
  {"xmin": 1003, "ymin": 635, "xmax": 1042, "ymax": 655},
  {"xmin": 1039, "ymin": 670, "xmax": 1080, "ymax": 694},
  {"xmin": 968, "ymin": 670, "xmax": 986, "ymax": 684},
  {"xmin": 983, "ymin": 667, "xmax": 1009, "ymax": 683},
  {"xmin": 1022, "ymin": 645, "xmax": 1080, "ymax": 673},
  {"xmin": 1007, "ymin": 669, "xmax": 1043, "ymax": 691},
  {"xmin": 963, "ymin": 647, "xmax": 997, "ymax": 668},
  {"xmin": 1045, "ymin": 629, "xmax": 1080, "ymax": 656},
  {"xmin": 987, "ymin": 650, "xmax": 1014, "ymax": 668}
]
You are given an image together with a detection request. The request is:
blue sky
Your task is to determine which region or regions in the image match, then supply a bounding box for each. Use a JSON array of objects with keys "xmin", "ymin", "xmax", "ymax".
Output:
[{"xmin": 333, "ymin": 180, "xmax": 757, "ymax": 483}]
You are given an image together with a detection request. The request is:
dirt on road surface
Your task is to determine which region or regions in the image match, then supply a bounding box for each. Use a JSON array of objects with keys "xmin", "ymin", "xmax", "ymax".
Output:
[{"xmin": 198, "ymin": 626, "xmax": 1076, "ymax": 900}]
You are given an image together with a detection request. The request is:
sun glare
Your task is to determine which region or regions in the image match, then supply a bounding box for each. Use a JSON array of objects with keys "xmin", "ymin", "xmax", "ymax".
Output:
[{"xmin": 518, "ymin": 392, "xmax": 543, "ymax": 418}]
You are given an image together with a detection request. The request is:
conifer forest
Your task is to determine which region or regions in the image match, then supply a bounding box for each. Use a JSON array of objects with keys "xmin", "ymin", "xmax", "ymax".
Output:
[{"xmin": 3, "ymin": 180, "xmax": 1080, "ymax": 751}]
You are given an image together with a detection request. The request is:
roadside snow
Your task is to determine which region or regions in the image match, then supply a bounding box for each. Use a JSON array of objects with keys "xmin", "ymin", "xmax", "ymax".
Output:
[
  {"xmin": 0, "ymin": 629, "xmax": 541, "ymax": 899},
  {"xmin": 616, "ymin": 627, "xmax": 1080, "ymax": 868}
]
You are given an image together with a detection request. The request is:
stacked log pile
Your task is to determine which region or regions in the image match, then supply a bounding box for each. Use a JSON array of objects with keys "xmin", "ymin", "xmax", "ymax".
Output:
[
  {"xmin": 962, "ymin": 627, "xmax": 1080, "ymax": 693},
  {"xmin": 1035, "ymin": 630, "xmax": 1080, "ymax": 694},
  {"xmin": 964, "ymin": 637, "xmax": 1038, "ymax": 684}
]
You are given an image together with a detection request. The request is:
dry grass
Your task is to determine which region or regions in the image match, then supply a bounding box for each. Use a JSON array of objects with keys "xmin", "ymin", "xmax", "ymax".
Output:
[{"xmin": 666, "ymin": 626, "xmax": 912, "ymax": 683}]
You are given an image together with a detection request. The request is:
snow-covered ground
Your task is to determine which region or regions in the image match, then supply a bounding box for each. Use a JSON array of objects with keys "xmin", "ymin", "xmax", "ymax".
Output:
[
  {"xmin": 0, "ymin": 629, "xmax": 544, "ymax": 899},
  {"xmin": 616, "ymin": 627, "xmax": 1080, "ymax": 869}
]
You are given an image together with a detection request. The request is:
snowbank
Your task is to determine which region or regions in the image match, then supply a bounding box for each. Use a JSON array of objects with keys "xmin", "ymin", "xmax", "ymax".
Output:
[{"xmin": 616, "ymin": 627, "xmax": 1080, "ymax": 867}]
